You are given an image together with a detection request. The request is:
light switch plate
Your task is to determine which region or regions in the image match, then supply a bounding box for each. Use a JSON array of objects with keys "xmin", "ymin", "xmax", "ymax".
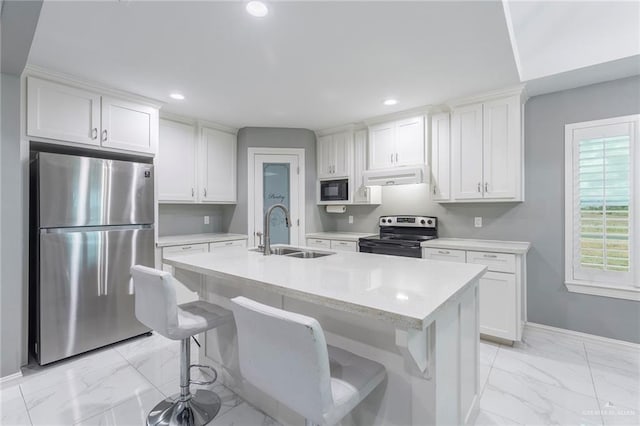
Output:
[
  {"xmin": 204, "ymin": 216, "xmax": 210, "ymax": 225},
  {"xmin": 474, "ymin": 217, "xmax": 482, "ymax": 228},
  {"xmin": 348, "ymin": 215, "xmax": 354, "ymax": 224}
]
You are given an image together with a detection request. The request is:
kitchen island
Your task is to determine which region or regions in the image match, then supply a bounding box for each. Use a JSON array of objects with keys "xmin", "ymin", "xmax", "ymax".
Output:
[{"xmin": 164, "ymin": 246, "xmax": 487, "ymax": 426}]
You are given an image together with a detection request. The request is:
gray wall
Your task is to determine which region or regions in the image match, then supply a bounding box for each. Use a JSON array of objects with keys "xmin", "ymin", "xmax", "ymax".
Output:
[
  {"xmin": 1, "ymin": 73, "xmax": 26, "ymax": 377},
  {"xmin": 227, "ymin": 127, "xmax": 332, "ymax": 237},
  {"xmin": 158, "ymin": 204, "xmax": 234, "ymax": 236},
  {"xmin": 329, "ymin": 76, "xmax": 640, "ymax": 343}
]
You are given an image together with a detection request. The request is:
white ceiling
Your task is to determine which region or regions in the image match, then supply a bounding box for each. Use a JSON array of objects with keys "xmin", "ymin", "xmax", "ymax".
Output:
[
  {"xmin": 503, "ymin": 0, "xmax": 640, "ymax": 81},
  {"xmin": 27, "ymin": 0, "xmax": 520, "ymax": 130}
]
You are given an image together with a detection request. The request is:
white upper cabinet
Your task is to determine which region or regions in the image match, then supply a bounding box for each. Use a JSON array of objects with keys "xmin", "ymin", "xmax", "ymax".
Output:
[
  {"xmin": 27, "ymin": 76, "xmax": 101, "ymax": 146},
  {"xmin": 317, "ymin": 131, "xmax": 352, "ymax": 178},
  {"xmin": 158, "ymin": 119, "xmax": 197, "ymax": 202},
  {"xmin": 451, "ymin": 103, "xmax": 484, "ymax": 200},
  {"xmin": 369, "ymin": 122, "xmax": 396, "ymax": 169},
  {"xmin": 100, "ymin": 96, "xmax": 158, "ymax": 154},
  {"xmin": 353, "ymin": 129, "xmax": 381, "ymax": 204},
  {"xmin": 449, "ymin": 91, "xmax": 524, "ymax": 202},
  {"xmin": 395, "ymin": 116, "xmax": 425, "ymax": 166},
  {"xmin": 200, "ymin": 127, "xmax": 237, "ymax": 203},
  {"xmin": 368, "ymin": 116, "xmax": 425, "ymax": 169},
  {"xmin": 26, "ymin": 76, "xmax": 159, "ymax": 155},
  {"xmin": 482, "ymin": 96, "xmax": 521, "ymax": 199},
  {"xmin": 431, "ymin": 113, "xmax": 451, "ymax": 201}
]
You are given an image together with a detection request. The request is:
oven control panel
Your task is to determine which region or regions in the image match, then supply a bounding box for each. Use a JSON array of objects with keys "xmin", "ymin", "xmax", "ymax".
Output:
[{"xmin": 379, "ymin": 216, "xmax": 437, "ymax": 228}]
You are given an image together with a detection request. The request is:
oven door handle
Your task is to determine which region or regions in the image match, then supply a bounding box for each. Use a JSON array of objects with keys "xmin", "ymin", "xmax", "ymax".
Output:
[{"xmin": 359, "ymin": 240, "xmax": 419, "ymax": 250}]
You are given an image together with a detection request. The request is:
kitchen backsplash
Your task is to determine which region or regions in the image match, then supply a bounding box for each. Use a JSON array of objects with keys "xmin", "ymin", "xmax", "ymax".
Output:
[{"xmin": 158, "ymin": 204, "xmax": 235, "ymax": 236}]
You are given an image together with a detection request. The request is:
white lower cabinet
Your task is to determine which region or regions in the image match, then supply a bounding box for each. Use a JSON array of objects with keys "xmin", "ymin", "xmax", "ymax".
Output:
[
  {"xmin": 478, "ymin": 272, "xmax": 517, "ymax": 340},
  {"xmin": 423, "ymin": 246, "xmax": 525, "ymax": 343}
]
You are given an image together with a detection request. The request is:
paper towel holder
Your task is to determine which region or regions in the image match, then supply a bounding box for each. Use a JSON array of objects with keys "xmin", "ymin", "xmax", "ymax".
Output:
[{"xmin": 326, "ymin": 205, "xmax": 346, "ymax": 214}]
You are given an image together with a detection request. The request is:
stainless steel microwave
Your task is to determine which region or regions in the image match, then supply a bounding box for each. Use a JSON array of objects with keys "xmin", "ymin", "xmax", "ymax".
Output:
[{"xmin": 320, "ymin": 178, "xmax": 349, "ymax": 202}]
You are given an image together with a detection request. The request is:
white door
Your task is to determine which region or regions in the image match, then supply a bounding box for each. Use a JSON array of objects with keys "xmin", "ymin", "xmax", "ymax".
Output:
[
  {"xmin": 200, "ymin": 127, "xmax": 237, "ymax": 202},
  {"xmin": 451, "ymin": 103, "xmax": 484, "ymax": 200},
  {"xmin": 27, "ymin": 76, "xmax": 101, "ymax": 146},
  {"xmin": 101, "ymin": 96, "xmax": 158, "ymax": 153},
  {"xmin": 252, "ymin": 154, "xmax": 301, "ymax": 247},
  {"xmin": 369, "ymin": 122, "xmax": 395, "ymax": 169},
  {"xmin": 479, "ymin": 271, "xmax": 517, "ymax": 340},
  {"xmin": 317, "ymin": 135, "xmax": 333, "ymax": 178},
  {"xmin": 158, "ymin": 119, "xmax": 197, "ymax": 202},
  {"xmin": 332, "ymin": 131, "xmax": 352, "ymax": 177},
  {"xmin": 482, "ymin": 96, "xmax": 520, "ymax": 200},
  {"xmin": 431, "ymin": 113, "xmax": 451, "ymax": 200},
  {"xmin": 395, "ymin": 116, "xmax": 425, "ymax": 166}
]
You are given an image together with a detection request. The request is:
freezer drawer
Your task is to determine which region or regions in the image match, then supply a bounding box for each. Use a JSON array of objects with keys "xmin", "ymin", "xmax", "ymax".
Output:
[
  {"xmin": 38, "ymin": 152, "xmax": 154, "ymax": 228},
  {"xmin": 36, "ymin": 226, "xmax": 153, "ymax": 364}
]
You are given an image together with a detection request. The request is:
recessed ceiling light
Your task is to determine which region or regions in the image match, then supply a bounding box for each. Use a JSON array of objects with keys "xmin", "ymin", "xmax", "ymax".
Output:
[
  {"xmin": 383, "ymin": 99, "xmax": 398, "ymax": 106},
  {"xmin": 246, "ymin": 1, "xmax": 268, "ymax": 17},
  {"xmin": 169, "ymin": 93, "xmax": 185, "ymax": 100}
]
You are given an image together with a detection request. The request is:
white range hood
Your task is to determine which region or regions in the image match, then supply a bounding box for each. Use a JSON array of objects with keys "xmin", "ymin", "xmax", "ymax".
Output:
[{"xmin": 362, "ymin": 165, "xmax": 429, "ymax": 186}]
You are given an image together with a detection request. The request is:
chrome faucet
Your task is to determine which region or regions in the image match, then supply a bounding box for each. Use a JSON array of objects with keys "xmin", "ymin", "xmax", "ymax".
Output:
[{"xmin": 263, "ymin": 204, "xmax": 291, "ymax": 256}]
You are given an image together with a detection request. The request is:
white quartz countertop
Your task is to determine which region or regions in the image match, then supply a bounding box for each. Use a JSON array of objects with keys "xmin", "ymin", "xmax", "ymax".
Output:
[
  {"xmin": 164, "ymin": 246, "xmax": 487, "ymax": 329},
  {"xmin": 305, "ymin": 232, "xmax": 378, "ymax": 241},
  {"xmin": 420, "ymin": 238, "xmax": 531, "ymax": 254},
  {"xmin": 157, "ymin": 233, "xmax": 248, "ymax": 248}
]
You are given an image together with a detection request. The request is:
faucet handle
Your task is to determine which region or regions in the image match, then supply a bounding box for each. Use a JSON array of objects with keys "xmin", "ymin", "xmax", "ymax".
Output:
[{"xmin": 256, "ymin": 231, "xmax": 264, "ymax": 248}]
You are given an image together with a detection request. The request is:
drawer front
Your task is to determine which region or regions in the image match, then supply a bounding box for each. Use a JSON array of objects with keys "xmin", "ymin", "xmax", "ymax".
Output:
[
  {"xmin": 330, "ymin": 240, "xmax": 357, "ymax": 252},
  {"xmin": 210, "ymin": 240, "xmax": 246, "ymax": 249},
  {"xmin": 306, "ymin": 238, "xmax": 331, "ymax": 249},
  {"xmin": 422, "ymin": 248, "xmax": 466, "ymax": 263},
  {"xmin": 467, "ymin": 251, "xmax": 515, "ymax": 273},
  {"xmin": 162, "ymin": 243, "xmax": 209, "ymax": 258}
]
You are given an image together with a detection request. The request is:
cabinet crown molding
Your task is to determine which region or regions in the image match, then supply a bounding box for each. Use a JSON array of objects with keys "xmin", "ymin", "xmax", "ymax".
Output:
[
  {"xmin": 315, "ymin": 124, "xmax": 356, "ymax": 137},
  {"xmin": 23, "ymin": 64, "xmax": 164, "ymax": 109},
  {"xmin": 446, "ymin": 84, "xmax": 527, "ymax": 108},
  {"xmin": 363, "ymin": 106, "xmax": 432, "ymax": 127}
]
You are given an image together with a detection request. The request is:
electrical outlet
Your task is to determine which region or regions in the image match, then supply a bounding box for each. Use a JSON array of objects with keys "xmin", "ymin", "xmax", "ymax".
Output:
[
  {"xmin": 474, "ymin": 217, "xmax": 482, "ymax": 228},
  {"xmin": 204, "ymin": 216, "xmax": 210, "ymax": 225},
  {"xmin": 348, "ymin": 215, "xmax": 354, "ymax": 224}
]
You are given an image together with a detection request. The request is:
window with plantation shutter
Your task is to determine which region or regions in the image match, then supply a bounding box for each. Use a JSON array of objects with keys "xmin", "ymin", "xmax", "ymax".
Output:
[{"xmin": 565, "ymin": 115, "xmax": 640, "ymax": 301}]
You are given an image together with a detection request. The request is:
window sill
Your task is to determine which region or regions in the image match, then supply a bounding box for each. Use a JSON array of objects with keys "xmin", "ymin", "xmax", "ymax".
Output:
[{"xmin": 565, "ymin": 280, "xmax": 640, "ymax": 301}]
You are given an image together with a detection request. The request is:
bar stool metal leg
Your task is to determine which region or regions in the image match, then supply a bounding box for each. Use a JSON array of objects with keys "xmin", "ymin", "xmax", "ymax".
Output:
[{"xmin": 146, "ymin": 338, "xmax": 222, "ymax": 426}]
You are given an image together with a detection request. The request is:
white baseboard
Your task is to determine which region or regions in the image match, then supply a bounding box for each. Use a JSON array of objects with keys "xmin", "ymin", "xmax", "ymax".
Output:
[
  {"xmin": 0, "ymin": 370, "xmax": 23, "ymax": 384},
  {"xmin": 525, "ymin": 322, "xmax": 640, "ymax": 350}
]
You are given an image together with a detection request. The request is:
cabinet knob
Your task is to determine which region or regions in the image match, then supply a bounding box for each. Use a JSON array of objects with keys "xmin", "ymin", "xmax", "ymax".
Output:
[
  {"xmin": 92, "ymin": 128, "xmax": 98, "ymax": 140},
  {"xmin": 395, "ymin": 153, "xmax": 398, "ymax": 163},
  {"xmin": 203, "ymin": 188, "xmax": 207, "ymax": 197},
  {"xmin": 191, "ymin": 188, "xmax": 195, "ymax": 197},
  {"xmin": 102, "ymin": 129, "xmax": 108, "ymax": 142},
  {"xmin": 477, "ymin": 182, "xmax": 482, "ymax": 193},
  {"xmin": 438, "ymin": 250, "xmax": 450, "ymax": 254},
  {"xmin": 483, "ymin": 254, "xmax": 498, "ymax": 258},
  {"xmin": 485, "ymin": 182, "xmax": 489, "ymax": 193},
  {"xmin": 390, "ymin": 153, "xmax": 394, "ymax": 163}
]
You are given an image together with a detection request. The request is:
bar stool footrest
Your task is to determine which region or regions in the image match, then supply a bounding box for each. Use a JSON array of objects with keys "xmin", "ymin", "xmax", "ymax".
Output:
[{"xmin": 190, "ymin": 364, "xmax": 218, "ymax": 386}]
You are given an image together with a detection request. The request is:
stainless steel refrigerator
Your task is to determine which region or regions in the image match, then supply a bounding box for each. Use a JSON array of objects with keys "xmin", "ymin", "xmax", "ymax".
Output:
[{"xmin": 30, "ymin": 152, "xmax": 154, "ymax": 365}]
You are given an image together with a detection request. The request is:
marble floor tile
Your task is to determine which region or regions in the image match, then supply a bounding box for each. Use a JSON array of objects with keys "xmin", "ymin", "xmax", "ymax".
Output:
[
  {"xmin": 127, "ymin": 344, "xmax": 181, "ymax": 389},
  {"xmin": 157, "ymin": 379, "xmax": 244, "ymax": 418},
  {"xmin": 491, "ymin": 342, "xmax": 596, "ymax": 399},
  {"xmin": 506, "ymin": 328, "xmax": 588, "ymax": 363},
  {"xmin": 113, "ymin": 332, "xmax": 177, "ymax": 362},
  {"xmin": 0, "ymin": 385, "xmax": 31, "ymax": 426},
  {"xmin": 480, "ymin": 365, "xmax": 603, "ymax": 425},
  {"xmin": 210, "ymin": 402, "xmax": 279, "ymax": 426},
  {"xmin": 589, "ymin": 362, "xmax": 640, "ymax": 414},
  {"xmin": 473, "ymin": 408, "xmax": 523, "ymax": 425},
  {"xmin": 74, "ymin": 388, "xmax": 164, "ymax": 426},
  {"xmin": 598, "ymin": 401, "xmax": 640, "ymax": 426},
  {"xmin": 479, "ymin": 340, "xmax": 500, "ymax": 367},
  {"xmin": 585, "ymin": 341, "xmax": 640, "ymax": 375},
  {"xmin": 23, "ymin": 365, "xmax": 156, "ymax": 426}
]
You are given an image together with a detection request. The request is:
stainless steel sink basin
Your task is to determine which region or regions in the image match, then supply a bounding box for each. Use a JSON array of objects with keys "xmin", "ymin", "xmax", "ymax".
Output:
[
  {"xmin": 285, "ymin": 251, "xmax": 333, "ymax": 259},
  {"xmin": 250, "ymin": 246, "xmax": 335, "ymax": 259}
]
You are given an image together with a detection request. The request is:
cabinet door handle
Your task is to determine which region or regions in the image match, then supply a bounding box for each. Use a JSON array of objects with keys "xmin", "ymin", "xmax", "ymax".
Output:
[
  {"xmin": 395, "ymin": 153, "xmax": 398, "ymax": 163},
  {"xmin": 433, "ymin": 185, "xmax": 437, "ymax": 195},
  {"xmin": 203, "ymin": 188, "xmax": 207, "ymax": 197},
  {"xmin": 483, "ymin": 254, "xmax": 498, "ymax": 258},
  {"xmin": 438, "ymin": 250, "xmax": 450, "ymax": 255},
  {"xmin": 485, "ymin": 182, "xmax": 489, "ymax": 193},
  {"xmin": 182, "ymin": 246, "xmax": 192, "ymax": 250},
  {"xmin": 102, "ymin": 129, "xmax": 108, "ymax": 142},
  {"xmin": 363, "ymin": 187, "xmax": 368, "ymax": 197},
  {"xmin": 477, "ymin": 182, "xmax": 482, "ymax": 193},
  {"xmin": 191, "ymin": 188, "xmax": 195, "ymax": 197},
  {"xmin": 92, "ymin": 128, "xmax": 98, "ymax": 140},
  {"xmin": 390, "ymin": 153, "xmax": 394, "ymax": 164},
  {"xmin": 225, "ymin": 242, "xmax": 233, "ymax": 246}
]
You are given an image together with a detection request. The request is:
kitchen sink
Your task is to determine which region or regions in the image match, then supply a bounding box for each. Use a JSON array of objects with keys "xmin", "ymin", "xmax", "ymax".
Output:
[{"xmin": 250, "ymin": 246, "xmax": 335, "ymax": 259}]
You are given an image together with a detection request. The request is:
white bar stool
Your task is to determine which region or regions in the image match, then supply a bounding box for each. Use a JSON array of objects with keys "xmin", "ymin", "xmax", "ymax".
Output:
[
  {"xmin": 229, "ymin": 296, "xmax": 387, "ymax": 426},
  {"xmin": 130, "ymin": 265, "xmax": 233, "ymax": 426}
]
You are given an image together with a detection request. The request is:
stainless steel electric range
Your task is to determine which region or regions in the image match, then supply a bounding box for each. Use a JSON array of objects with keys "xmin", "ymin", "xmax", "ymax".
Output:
[{"xmin": 358, "ymin": 215, "xmax": 438, "ymax": 258}]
